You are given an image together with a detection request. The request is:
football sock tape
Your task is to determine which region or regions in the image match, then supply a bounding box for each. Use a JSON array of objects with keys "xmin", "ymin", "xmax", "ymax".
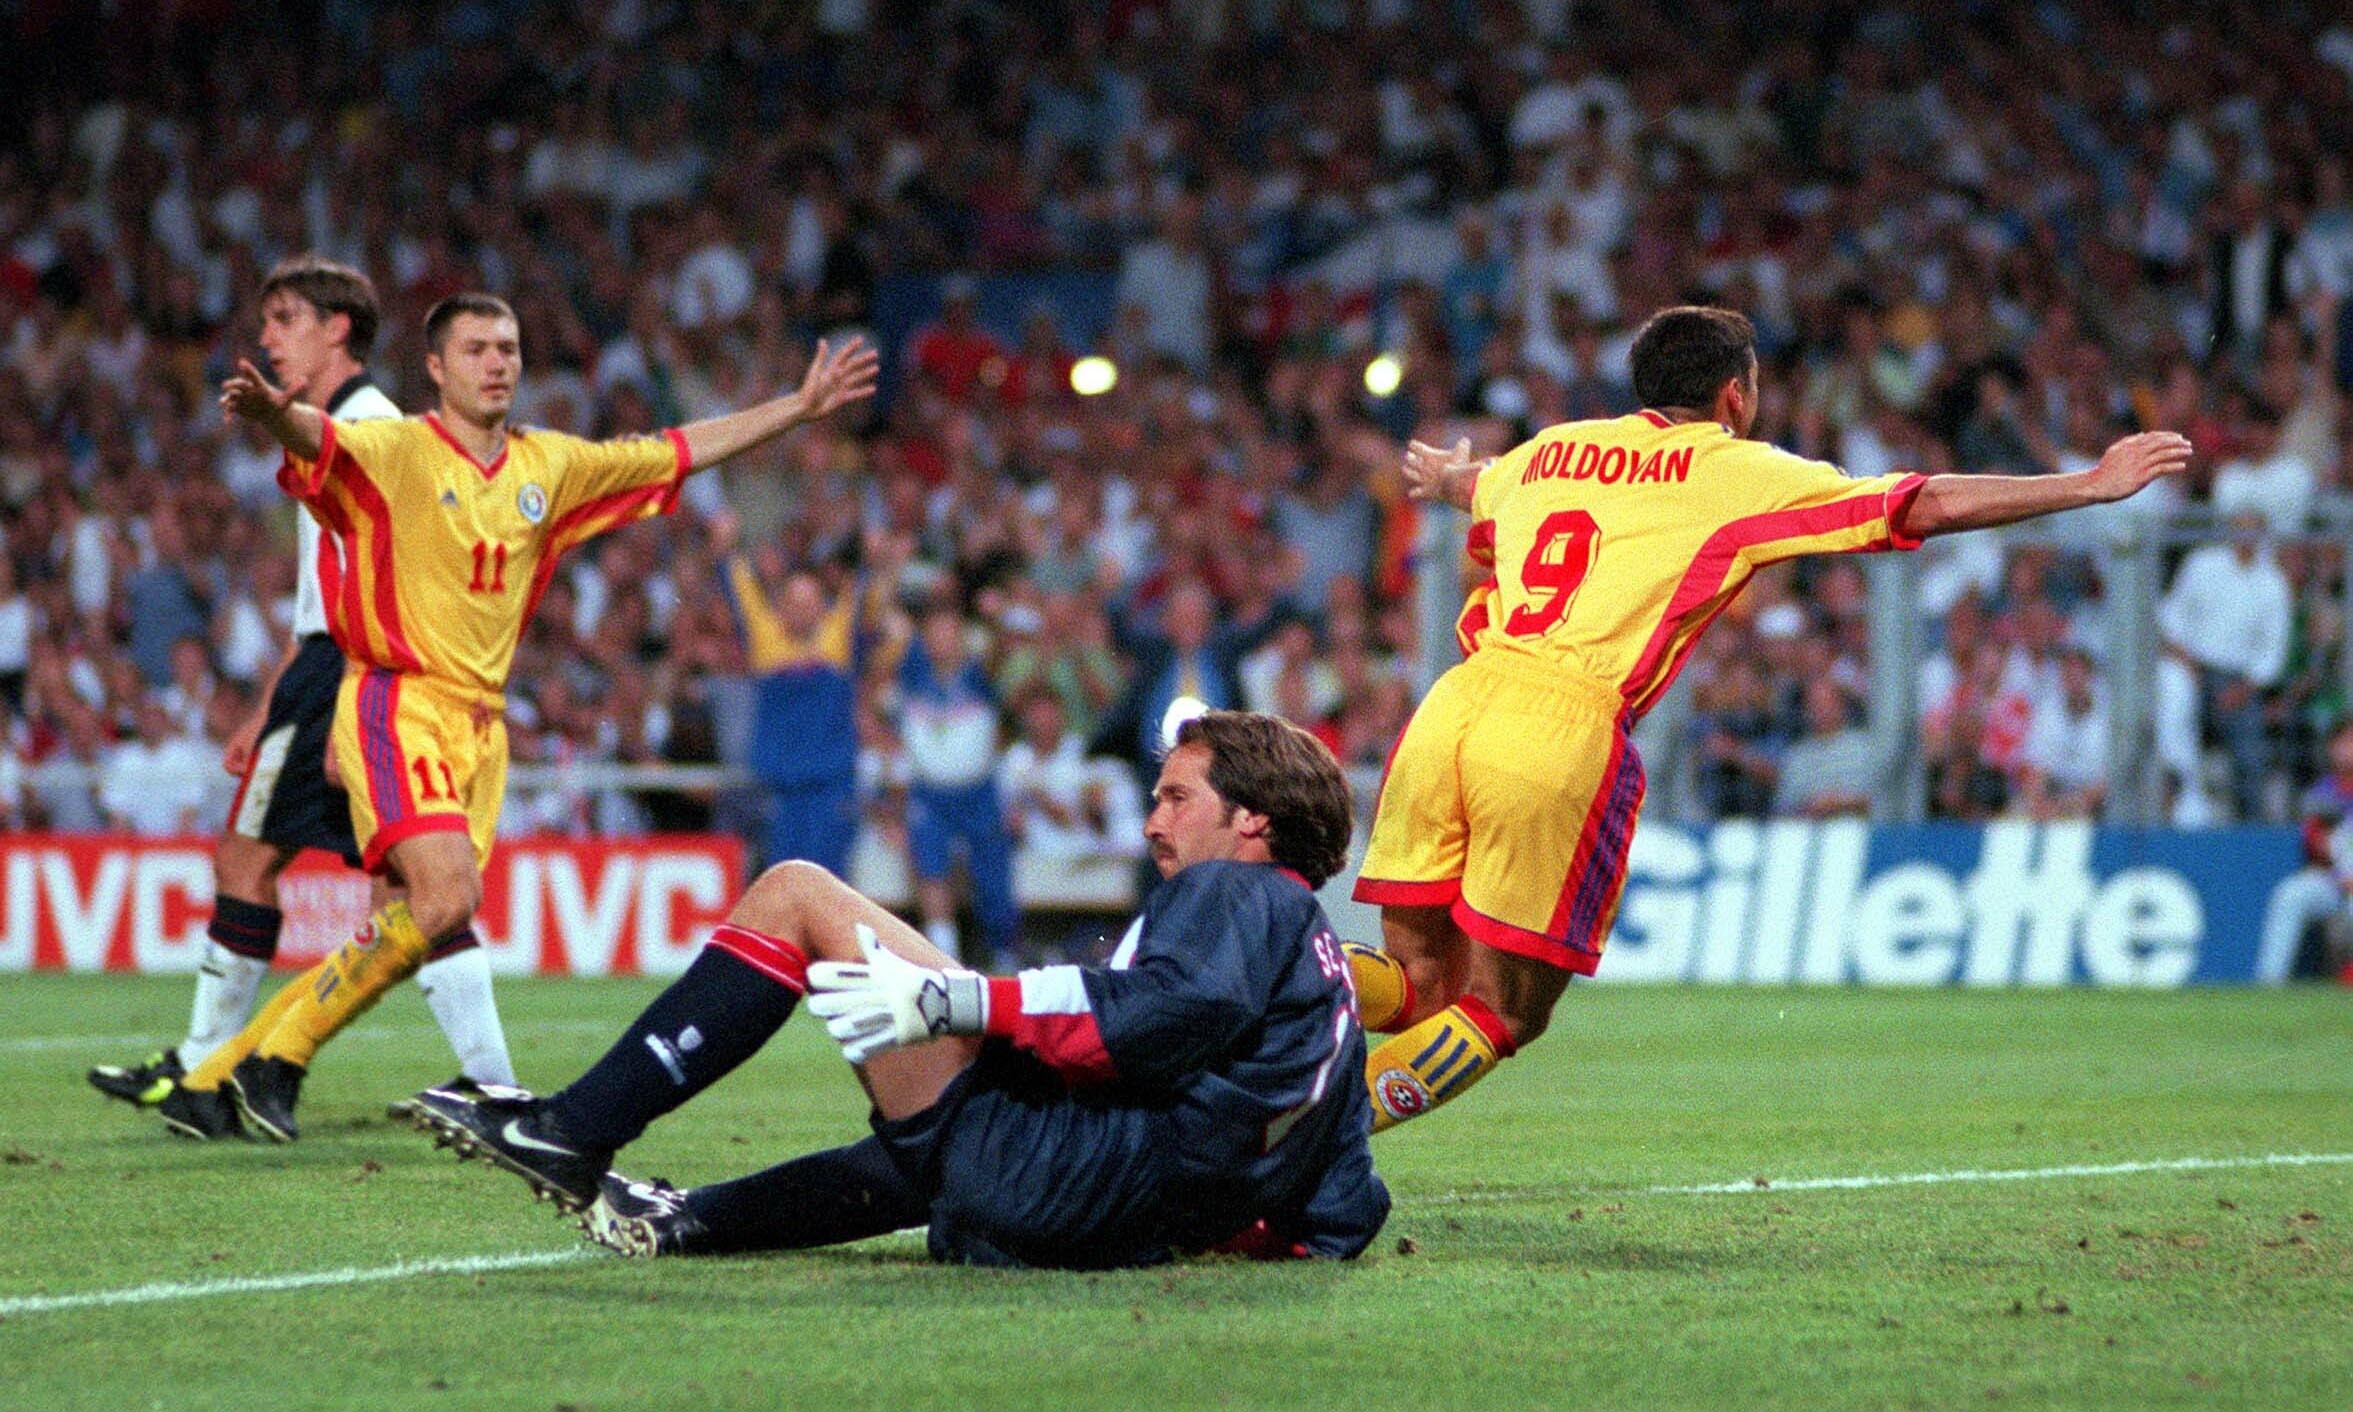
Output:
[{"xmin": 1364, "ymin": 995, "xmax": 1516, "ymax": 1133}]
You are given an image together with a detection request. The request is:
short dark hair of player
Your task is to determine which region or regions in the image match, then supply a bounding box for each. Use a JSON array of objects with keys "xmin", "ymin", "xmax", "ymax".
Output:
[
  {"xmin": 1176, "ymin": 710, "xmax": 1354, "ymax": 890},
  {"xmin": 260, "ymin": 255, "xmax": 380, "ymax": 356},
  {"xmin": 1629, "ymin": 305, "xmax": 1757, "ymax": 411},
  {"xmin": 424, "ymin": 292, "xmax": 519, "ymax": 353}
]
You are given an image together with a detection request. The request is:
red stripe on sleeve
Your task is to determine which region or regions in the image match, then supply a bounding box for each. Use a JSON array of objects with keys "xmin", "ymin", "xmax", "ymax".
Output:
[
  {"xmin": 302, "ymin": 485, "xmax": 363, "ymax": 653},
  {"xmin": 1620, "ymin": 488, "xmax": 1908, "ymax": 715},
  {"xmin": 519, "ymin": 478, "xmax": 680, "ymax": 631},
  {"xmin": 337, "ymin": 458, "xmax": 424, "ymax": 671},
  {"xmin": 983, "ymin": 974, "xmax": 1117, "ymax": 1082},
  {"xmin": 275, "ymin": 415, "xmax": 341, "ymax": 502},
  {"xmin": 1465, "ymin": 518, "xmax": 1497, "ymax": 567},
  {"xmin": 1882, "ymin": 472, "xmax": 1928, "ymax": 551}
]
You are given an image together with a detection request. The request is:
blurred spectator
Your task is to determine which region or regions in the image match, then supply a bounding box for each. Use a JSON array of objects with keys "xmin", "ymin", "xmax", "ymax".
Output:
[
  {"xmin": 0, "ymin": 715, "xmax": 23, "ymax": 829},
  {"xmin": 721, "ymin": 518, "xmax": 907, "ymax": 873},
  {"xmin": 1269, "ymin": 450, "xmax": 1378, "ymax": 615},
  {"xmin": 1953, "ymin": 364, "xmax": 2052, "ymax": 476},
  {"xmin": 99, "ymin": 699, "xmax": 210, "ymax": 836},
  {"xmin": 998, "ymin": 687, "xmax": 1144, "ymax": 865},
  {"xmin": 0, "ymin": 553, "xmax": 27, "ymax": 712},
  {"xmin": 2206, "ymin": 181, "xmax": 2296, "ymax": 372},
  {"xmin": 1772, "ymin": 679, "xmax": 1880, "ymax": 819},
  {"xmin": 1095, "ymin": 578, "xmax": 1284, "ymax": 789},
  {"xmin": 2258, "ymin": 718, "xmax": 2353, "ymax": 981},
  {"xmin": 1441, "ymin": 213, "xmax": 1510, "ymax": 374},
  {"xmin": 1240, "ymin": 619, "xmax": 1342, "ymax": 723},
  {"xmin": 2157, "ymin": 510, "xmax": 2294, "ymax": 821},
  {"xmin": 1688, "ymin": 649, "xmax": 1787, "ymax": 818},
  {"xmin": 897, "ymin": 602, "xmax": 1018, "ymax": 967},
  {"xmin": 124, "ymin": 507, "xmax": 209, "ymax": 687},
  {"xmin": 2014, "ymin": 646, "xmax": 2109, "ymax": 820},
  {"xmin": 910, "ymin": 279, "xmax": 1006, "ymax": 405},
  {"xmin": 1924, "ymin": 641, "xmax": 2032, "ymax": 820},
  {"xmin": 25, "ymin": 700, "xmax": 109, "ymax": 831},
  {"xmin": 992, "ymin": 594, "xmax": 1125, "ymax": 741},
  {"xmin": 158, "ymin": 635, "xmax": 217, "ymax": 738},
  {"xmin": 1114, "ymin": 197, "xmax": 1213, "ymax": 372},
  {"xmin": 2208, "ymin": 403, "xmax": 2317, "ymax": 537}
]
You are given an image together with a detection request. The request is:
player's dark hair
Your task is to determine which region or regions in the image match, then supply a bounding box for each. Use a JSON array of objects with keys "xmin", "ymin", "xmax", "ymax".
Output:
[
  {"xmin": 424, "ymin": 292, "xmax": 518, "ymax": 353},
  {"xmin": 1629, "ymin": 305, "xmax": 1756, "ymax": 411},
  {"xmin": 259, "ymin": 255, "xmax": 380, "ymax": 355},
  {"xmin": 1176, "ymin": 710, "xmax": 1353, "ymax": 889}
]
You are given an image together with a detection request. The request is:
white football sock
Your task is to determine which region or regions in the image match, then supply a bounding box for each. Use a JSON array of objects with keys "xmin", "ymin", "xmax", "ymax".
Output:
[
  {"xmin": 180, "ymin": 943, "xmax": 271, "ymax": 1070},
  {"xmin": 924, "ymin": 918, "xmax": 962, "ymax": 964},
  {"xmin": 416, "ymin": 946, "xmax": 516, "ymax": 1086}
]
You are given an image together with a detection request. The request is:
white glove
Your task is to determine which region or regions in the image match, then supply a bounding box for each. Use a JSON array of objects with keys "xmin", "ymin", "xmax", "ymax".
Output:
[{"xmin": 806, "ymin": 923, "xmax": 988, "ymax": 1065}]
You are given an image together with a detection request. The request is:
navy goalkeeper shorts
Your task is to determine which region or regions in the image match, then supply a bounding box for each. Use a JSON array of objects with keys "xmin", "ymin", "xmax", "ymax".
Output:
[{"xmin": 871, "ymin": 1044, "xmax": 1175, "ymax": 1270}]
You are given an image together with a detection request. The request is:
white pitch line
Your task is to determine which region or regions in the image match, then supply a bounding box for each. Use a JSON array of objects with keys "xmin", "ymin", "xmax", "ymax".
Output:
[
  {"xmin": 1430, "ymin": 1151, "xmax": 2353, "ymax": 1204},
  {"xmin": 6, "ymin": 1152, "xmax": 2346, "ymax": 1318},
  {"xmin": 0, "ymin": 1249, "xmax": 594, "ymax": 1317}
]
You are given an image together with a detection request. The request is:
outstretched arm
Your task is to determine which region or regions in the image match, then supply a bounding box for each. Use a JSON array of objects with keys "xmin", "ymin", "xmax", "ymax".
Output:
[
  {"xmin": 219, "ymin": 358, "xmax": 326, "ymax": 461},
  {"xmin": 676, "ymin": 337, "xmax": 879, "ymax": 472},
  {"xmin": 1893, "ymin": 431, "xmax": 2192, "ymax": 540},
  {"xmin": 1402, "ymin": 437, "xmax": 1489, "ymax": 511}
]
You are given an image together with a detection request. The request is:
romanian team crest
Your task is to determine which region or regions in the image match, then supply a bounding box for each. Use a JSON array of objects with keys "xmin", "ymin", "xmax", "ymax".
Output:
[
  {"xmin": 518, "ymin": 482, "xmax": 548, "ymax": 523},
  {"xmin": 1374, "ymin": 1068, "xmax": 1430, "ymax": 1121}
]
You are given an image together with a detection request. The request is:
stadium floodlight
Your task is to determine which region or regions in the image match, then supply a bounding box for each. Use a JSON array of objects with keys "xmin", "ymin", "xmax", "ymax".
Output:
[
  {"xmin": 1363, "ymin": 353, "xmax": 1404, "ymax": 398},
  {"xmin": 1071, "ymin": 355, "xmax": 1119, "ymax": 396}
]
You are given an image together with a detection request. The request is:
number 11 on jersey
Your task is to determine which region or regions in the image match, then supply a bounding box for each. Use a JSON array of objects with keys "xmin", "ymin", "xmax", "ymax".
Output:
[{"xmin": 469, "ymin": 539, "xmax": 508, "ymax": 593}]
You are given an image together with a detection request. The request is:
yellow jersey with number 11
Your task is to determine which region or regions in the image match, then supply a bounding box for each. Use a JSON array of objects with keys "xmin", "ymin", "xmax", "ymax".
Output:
[{"xmin": 279, "ymin": 412, "xmax": 687, "ymax": 698}]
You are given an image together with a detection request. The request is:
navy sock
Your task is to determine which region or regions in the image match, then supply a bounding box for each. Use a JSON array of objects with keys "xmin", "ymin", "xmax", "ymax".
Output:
[
  {"xmin": 683, "ymin": 1137, "xmax": 930, "ymax": 1253},
  {"xmin": 207, "ymin": 895, "xmax": 283, "ymax": 961},
  {"xmin": 545, "ymin": 931, "xmax": 805, "ymax": 1156},
  {"xmin": 424, "ymin": 925, "xmax": 481, "ymax": 962}
]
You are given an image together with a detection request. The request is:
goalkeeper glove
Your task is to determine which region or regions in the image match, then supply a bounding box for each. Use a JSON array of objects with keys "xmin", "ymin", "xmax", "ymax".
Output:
[{"xmin": 806, "ymin": 923, "xmax": 987, "ymax": 1064}]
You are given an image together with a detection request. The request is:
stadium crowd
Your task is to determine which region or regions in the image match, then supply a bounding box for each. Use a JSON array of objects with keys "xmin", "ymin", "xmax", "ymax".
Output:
[{"xmin": 8, "ymin": 0, "xmax": 2353, "ymax": 952}]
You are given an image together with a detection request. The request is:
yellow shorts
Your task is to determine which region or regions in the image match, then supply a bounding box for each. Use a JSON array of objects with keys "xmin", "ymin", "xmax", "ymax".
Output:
[
  {"xmin": 1354, "ymin": 650, "xmax": 1645, "ymax": 975},
  {"xmin": 333, "ymin": 666, "xmax": 507, "ymax": 875}
]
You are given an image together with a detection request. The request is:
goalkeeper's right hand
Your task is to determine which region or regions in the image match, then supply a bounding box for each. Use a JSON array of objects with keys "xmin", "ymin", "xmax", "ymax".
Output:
[{"xmin": 806, "ymin": 923, "xmax": 987, "ymax": 1065}]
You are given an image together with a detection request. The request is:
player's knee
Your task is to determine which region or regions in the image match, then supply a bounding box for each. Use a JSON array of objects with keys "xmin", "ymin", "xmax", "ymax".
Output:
[
  {"xmin": 736, "ymin": 859, "xmax": 843, "ymax": 933},
  {"xmin": 1492, "ymin": 998, "xmax": 1554, "ymax": 1048},
  {"xmin": 405, "ymin": 866, "xmax": 482, "ymax": 943},
  {"xmin": 211, "ymin": 833, "xmax": 292, "ymax": 904},
  {"xmin": 1464, "ymin": 946, "xmax": 1570, "ymax": 1050}
]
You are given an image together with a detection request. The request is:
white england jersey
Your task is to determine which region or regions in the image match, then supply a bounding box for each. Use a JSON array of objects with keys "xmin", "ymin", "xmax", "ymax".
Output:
[{"xmin": 292, "ymin": 377, "xmax": 400, "ymax": 638}]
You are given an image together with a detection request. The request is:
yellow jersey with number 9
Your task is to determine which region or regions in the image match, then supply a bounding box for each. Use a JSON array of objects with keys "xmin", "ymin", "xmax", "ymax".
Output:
[
  {"xmin": 279, "ymin": 412, "xmax": 687, "ymax": 698},
  {"xmin": 1457, "ymin": 410, "xmax": 1924, "ymax": 718}
]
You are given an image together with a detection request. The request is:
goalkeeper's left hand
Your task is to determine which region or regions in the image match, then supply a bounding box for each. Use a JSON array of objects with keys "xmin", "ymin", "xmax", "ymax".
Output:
[{"xmin": 806, "ymin": 923, "xmax": 988, "ymax": 1065}]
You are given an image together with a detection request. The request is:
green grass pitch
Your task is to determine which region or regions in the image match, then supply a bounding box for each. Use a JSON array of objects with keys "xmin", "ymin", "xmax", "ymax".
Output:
[{"xmin": 0, "ymin": 974, "xmax": 2347, "ymax": 1411}]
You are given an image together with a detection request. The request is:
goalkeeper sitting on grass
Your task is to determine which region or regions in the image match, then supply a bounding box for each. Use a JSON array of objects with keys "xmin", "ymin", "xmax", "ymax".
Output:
[{"xmin": 406, "ymin": 709, "xmax": 1387, "ymax": 1269}]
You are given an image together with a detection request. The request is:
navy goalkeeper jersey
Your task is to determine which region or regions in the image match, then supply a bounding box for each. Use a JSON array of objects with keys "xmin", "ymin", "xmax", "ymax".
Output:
[{"xmin": 978, "ymin": 859, "xmax": 1388, "ymax": 1256}]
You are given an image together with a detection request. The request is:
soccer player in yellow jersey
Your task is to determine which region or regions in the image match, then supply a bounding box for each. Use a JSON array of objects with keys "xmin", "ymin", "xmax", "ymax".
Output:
[
  {"xmin": 199, "ymin": 292, "xmax": 878, "ymax": 1140},
  {"xmin": 1345, "ymin": 306, "xmax": 2192, "ymax": 1131}
]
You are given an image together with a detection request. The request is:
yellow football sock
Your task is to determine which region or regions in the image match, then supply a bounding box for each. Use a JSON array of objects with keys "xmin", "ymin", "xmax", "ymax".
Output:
[
  {"xmin": 255, "ymin": 900, "xmax": 434, "ymax": 1069},
  {"xmin": 180, "ymin": 971, "xmax": 312, "ymax": 1091},
  {"xmin": 1364, "ymin": 997, "xmax": 1516, "ymax": 1133},
  {"xmin": 1343, "ymin": 943, "xmax": 1413, "ymax": 1032}
]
